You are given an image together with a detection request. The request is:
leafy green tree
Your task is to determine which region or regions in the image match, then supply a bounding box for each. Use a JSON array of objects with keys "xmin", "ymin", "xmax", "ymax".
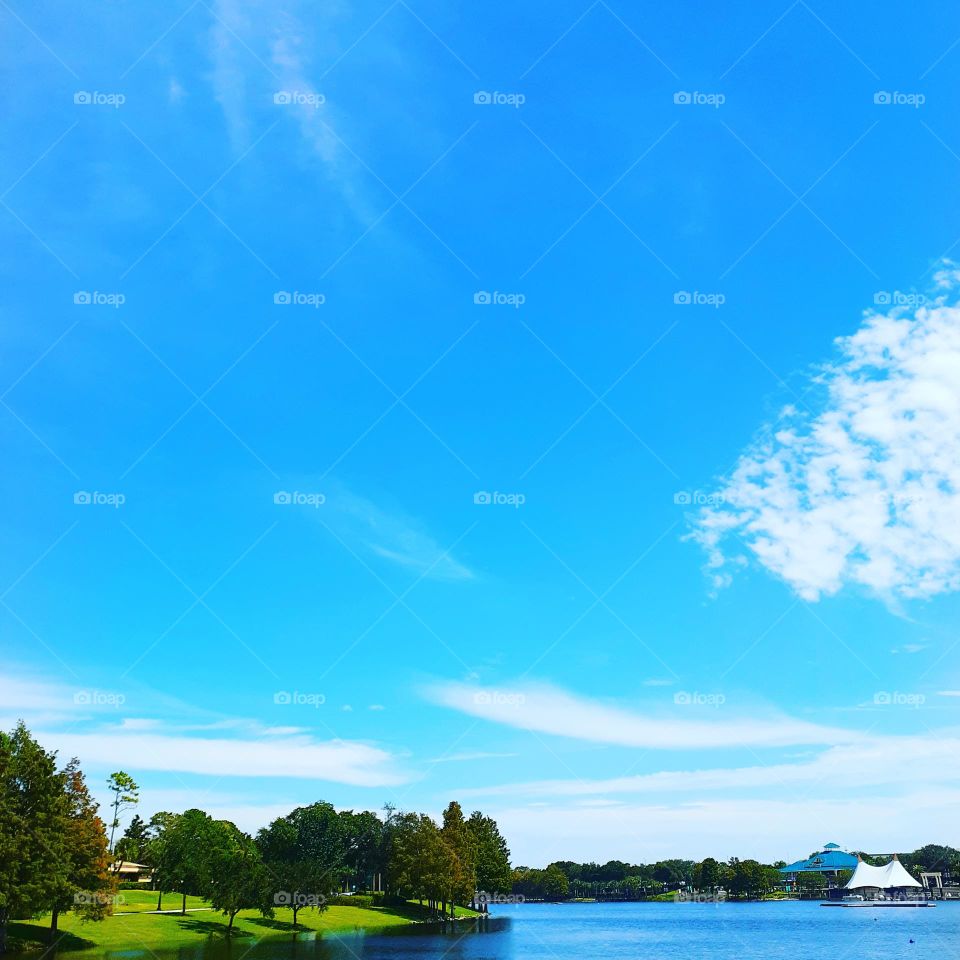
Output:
[
  {"xmin": 144, "ymin": 812, "xmax": 181, "ymax": 910},
  {"xmin": 542, "ymin": 864, "xmax": 569, "ymax": 901},
  {"xmin": 48, "ymin": 759, "xmax": 114, "ymax": 936},
  {"xmin": 257, "ymin": 802, "xmax": 344, "ymax": 925},
  {"xmin": 157, "ymin": 809, "xmax": 220, "ymax": 914},
  {"xmin": 0, "ymin": 722, "xmax": 69, "ymax": 954},
  {"xmin": 441, "ymin": 802, "xmax": 475, "ymax": 914},
  {"xmin": 114, "ymin": 814, "xmax": 149, "ymax": 863},
  {"xmin": 208, "ymin": 822, "xmax": 273, "ymax": 932},
  {"xmin": 339, "ymin": 810, "xmax": 387, "ymax": 891},
  {"xmin": 105, "ymin": 772, "xmax": 139, "ymax": 854},
  {"xmin": 467, "ymin": 812, "xmax": 511, "ymax": 899}
]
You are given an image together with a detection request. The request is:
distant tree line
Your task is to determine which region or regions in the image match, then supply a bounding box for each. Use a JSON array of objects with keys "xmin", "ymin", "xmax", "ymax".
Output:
[
  {"xmin": 513, "ymin": 847, "xmax": 960, "ymax": 902},
  {"xmin": 1, "ymin": 723, "xmax": 513, "ymax": 952}
]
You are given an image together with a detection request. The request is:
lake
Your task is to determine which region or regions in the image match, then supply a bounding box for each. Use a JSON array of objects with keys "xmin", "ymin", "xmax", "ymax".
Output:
[{"xmin": 104, "ymin": 901, "xmax": 960, "ymax": 960}]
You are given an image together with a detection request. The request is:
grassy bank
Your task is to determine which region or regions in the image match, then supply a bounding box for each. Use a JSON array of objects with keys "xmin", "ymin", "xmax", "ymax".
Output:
[{"xmin": 9, "ymin": 891, "xmax": 480, "ymax": 955}]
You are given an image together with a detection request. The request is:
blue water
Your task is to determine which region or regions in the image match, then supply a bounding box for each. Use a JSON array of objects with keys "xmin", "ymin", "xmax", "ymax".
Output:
[{"xmin": 104, "ymin": 902, "xmax": 959, "ymax": 960}]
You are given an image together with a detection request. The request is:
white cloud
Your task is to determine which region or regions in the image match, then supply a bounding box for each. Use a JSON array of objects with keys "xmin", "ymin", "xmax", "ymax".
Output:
[
  {"xmin": 455, "ymin": 733, "xmax": 960, "ymax": 799},
  {"xmin": 426, "ymin": 680, "xmax": 858, "ymax": 749},
  {"xmin": 690, "ymin": 269, "xmax": 960, "ymax": 601}
]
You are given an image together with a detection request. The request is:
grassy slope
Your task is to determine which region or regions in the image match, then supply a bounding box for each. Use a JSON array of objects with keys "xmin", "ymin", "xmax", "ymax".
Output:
[{"xmin": 10, "ymin": 895, "xmax": 479, "ymax": 954}]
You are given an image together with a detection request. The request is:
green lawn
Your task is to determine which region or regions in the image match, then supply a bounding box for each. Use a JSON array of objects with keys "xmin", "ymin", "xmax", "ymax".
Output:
[{"xmin": 9, "ymin": 898, "xmax": 480, "ymax": 954}]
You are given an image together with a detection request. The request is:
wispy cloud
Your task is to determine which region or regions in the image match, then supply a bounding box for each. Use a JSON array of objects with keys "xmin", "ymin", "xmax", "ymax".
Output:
[
  {"xmin": 329, "ymin": 489, "xmax": 475, "ymax": 581},
  {"xmin": 690, "ymin": 266, "xmax": 960, "ymax": 602},
  {"xmin": 425, "ymin": 680, "xmax": 858, "ymax": 749},
  {"xmin": 1, "ymin": 671, "xmax": 409, "ymax": 788}
]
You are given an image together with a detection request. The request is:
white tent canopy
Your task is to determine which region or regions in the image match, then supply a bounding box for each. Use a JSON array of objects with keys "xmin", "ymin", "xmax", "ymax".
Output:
[{"xmin": 846, "ymin": 858, "xmax": 921, "ymax": 890}]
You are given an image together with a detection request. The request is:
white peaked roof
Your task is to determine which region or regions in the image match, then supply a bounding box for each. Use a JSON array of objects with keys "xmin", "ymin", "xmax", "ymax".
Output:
[{"xmin": 846, "ymin": 857, "xmax": 921, "ymax": 889}]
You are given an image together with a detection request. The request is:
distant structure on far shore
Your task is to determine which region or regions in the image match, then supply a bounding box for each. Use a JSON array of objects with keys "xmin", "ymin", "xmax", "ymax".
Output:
[{"xmin": 779, "ymin": 842, "xmax": 859, "ymax": 883}]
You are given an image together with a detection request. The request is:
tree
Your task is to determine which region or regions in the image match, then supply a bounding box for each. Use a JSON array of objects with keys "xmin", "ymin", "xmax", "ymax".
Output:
[
  {"xmin": 105, "ymin": 772, "xmax": 139, "ymax": 854},
  {"xmin": 114, "ymin": 815, "xmax": 149, "ymax": 864},
  {"xmin": 208, "ymin": 822, "xmax": 272, "ymax": 932},
  {"xmin": 440, "ymin": 802, "xmax": 474, "ymax": 915},
  {"xmin": 157, "ymin": 809, "xmax": 220, "ymax": 914},
  {"xmin": 694, "ymin": 857, "xmax": 721, "ymax": 892},
  {"xmin": 467, "ymin": 811, "xmax": 512, "ymax": 901},
  {"xmin": 144, "ymin": 812, "xmax": 181, "ymax": 910},
  {"xmin": 0, "ymin": 722, "xmax": 68, "ymax": 954},
  {"xmin": 541, "ymin": 865, "xmax": 569, "ymax": 901},
  {"xmin": 257, "ymin": 803, "xmax": 344, "ymax": 925},
  {"xmin": 339, "ymin": 810, "xmax": 387, "ymax": 891},
  {"xmin": 48, "ymin": 760, "xmax": 114, "ymax": 937}
]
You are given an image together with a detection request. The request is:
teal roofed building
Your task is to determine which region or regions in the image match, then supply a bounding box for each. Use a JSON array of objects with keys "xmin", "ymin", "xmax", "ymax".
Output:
[{"xmin": 780, "ymin": 842, "xmax": 859, "ymax": 880}]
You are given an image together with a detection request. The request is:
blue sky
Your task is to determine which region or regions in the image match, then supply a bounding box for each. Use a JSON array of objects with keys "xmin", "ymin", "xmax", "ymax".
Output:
[{"xmin": 3, "ymin": 0, "xmax": 960, "ymax": 866}]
